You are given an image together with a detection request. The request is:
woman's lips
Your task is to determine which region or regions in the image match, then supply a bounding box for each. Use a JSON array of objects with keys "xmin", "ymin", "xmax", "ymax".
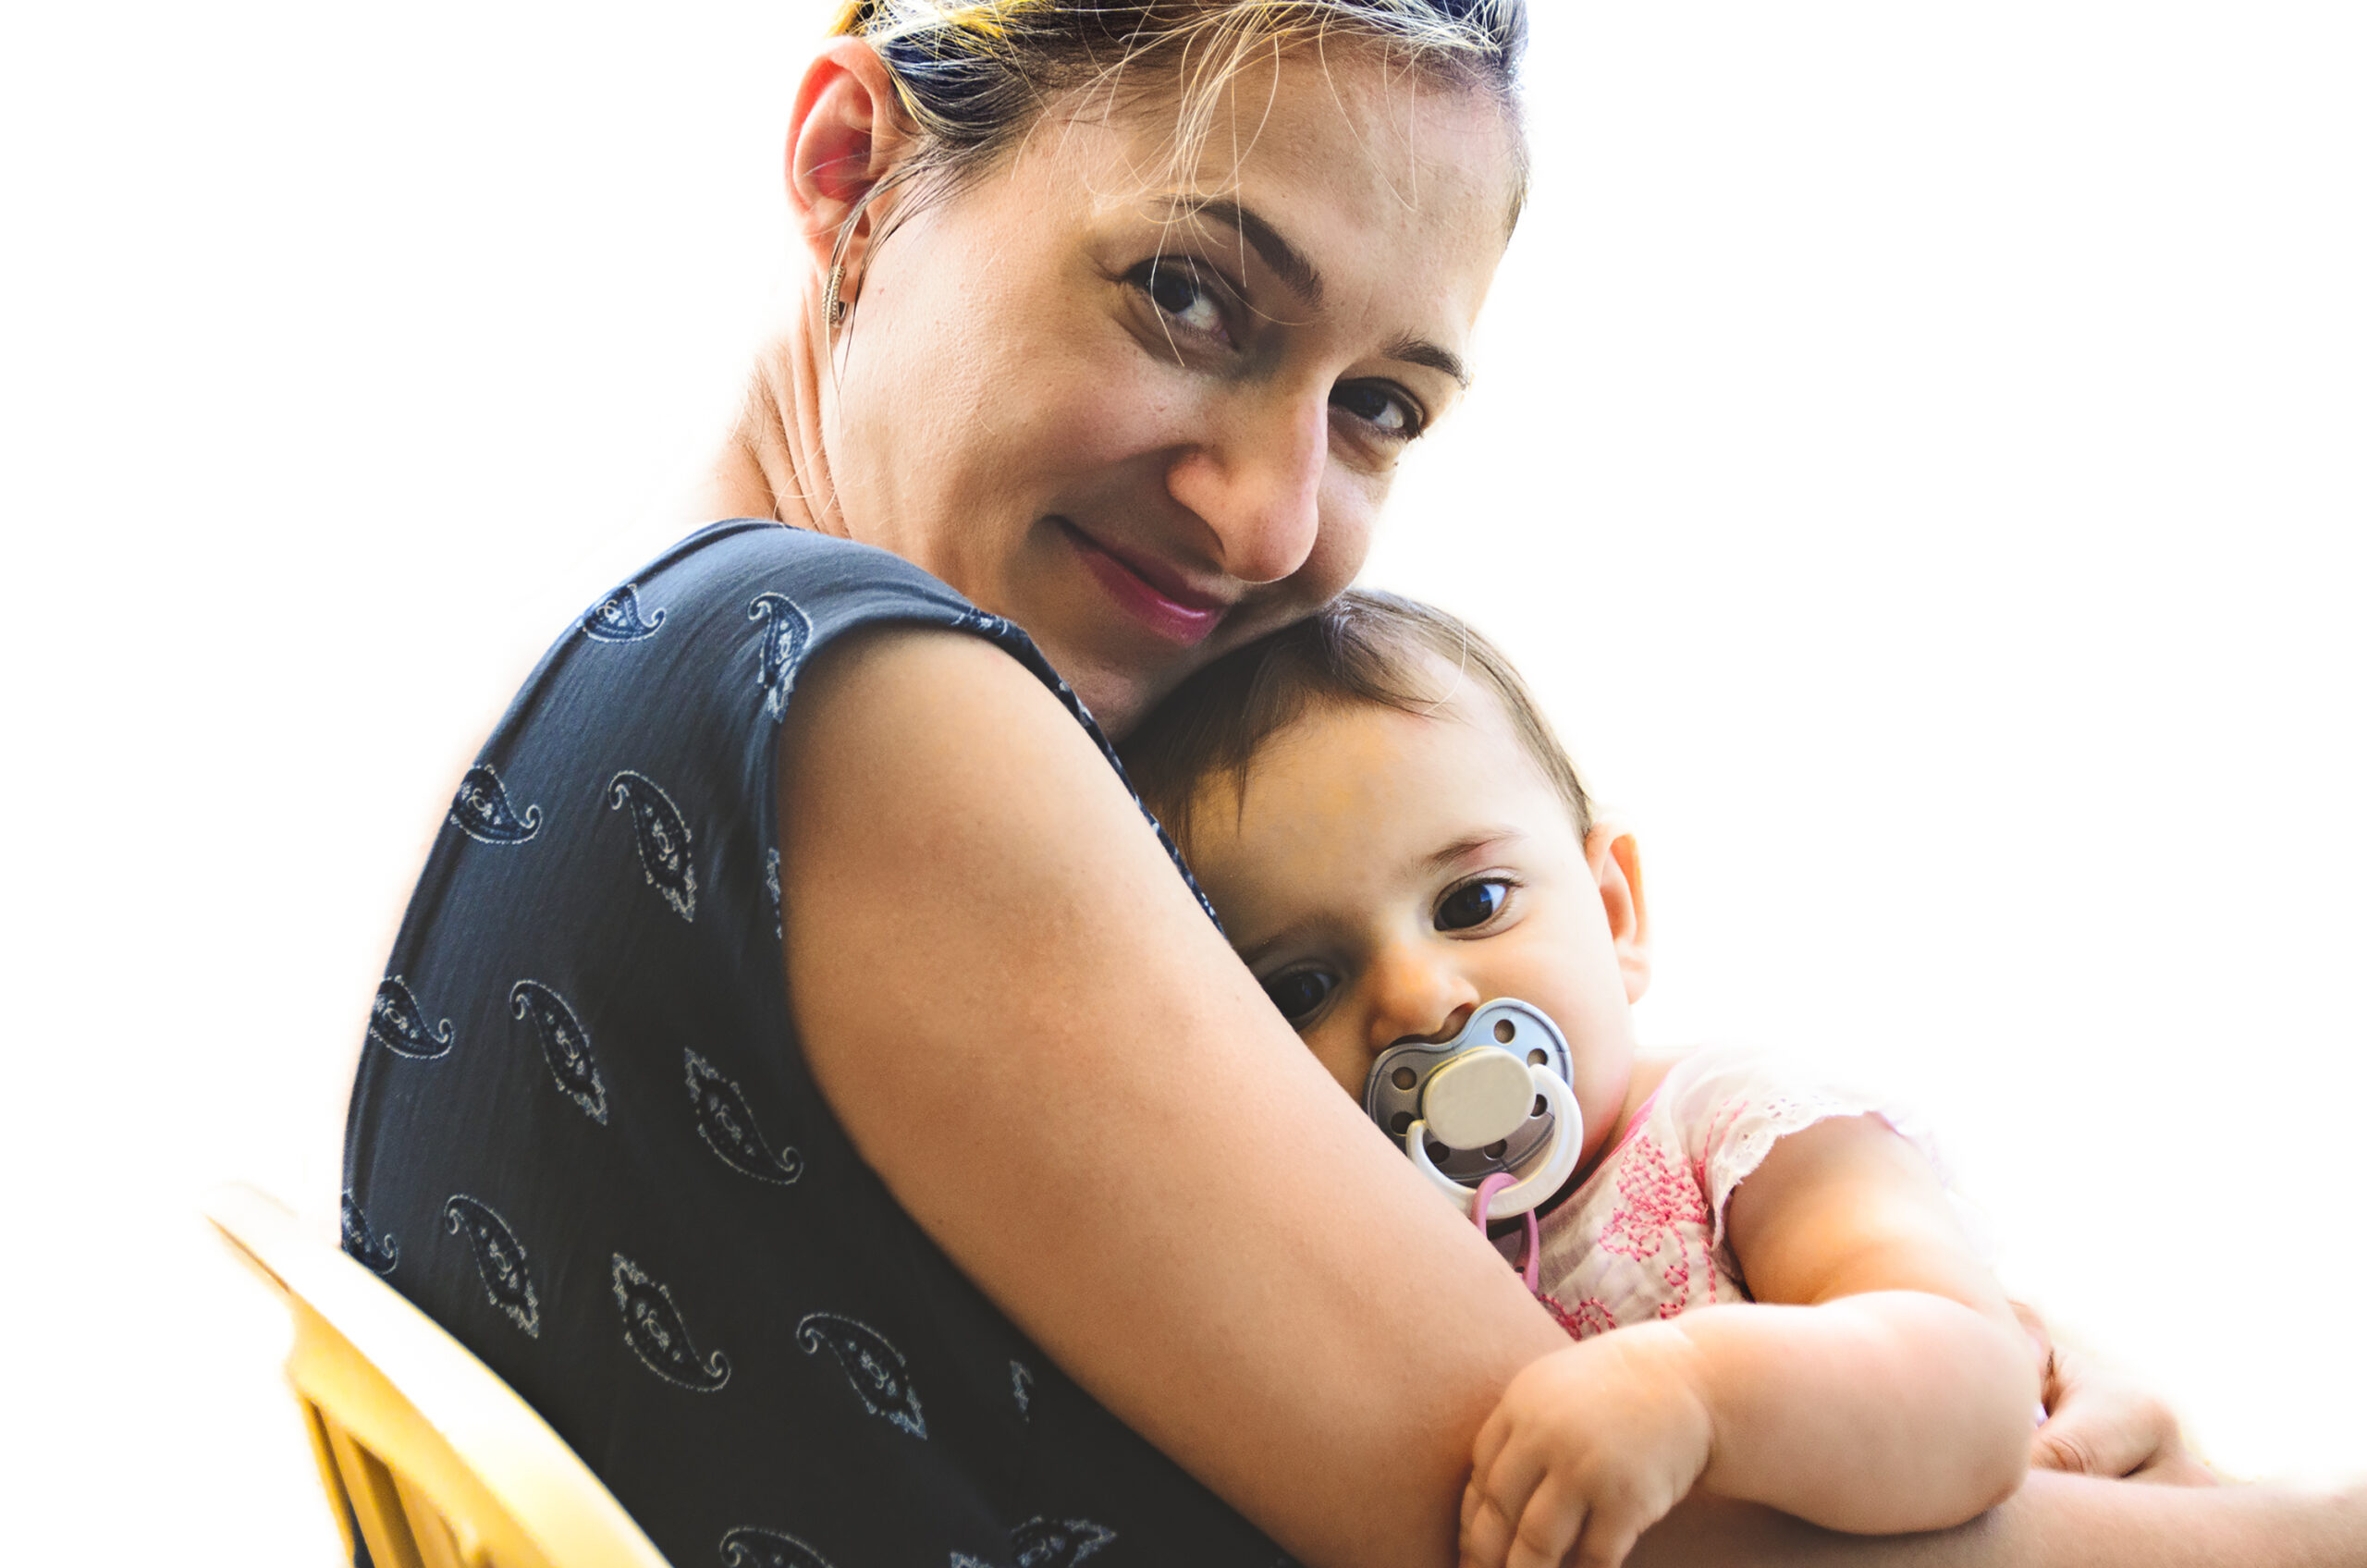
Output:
[{"xmin": 1059, "ymin": 521, "xmax": 1231, "ymax": 647}]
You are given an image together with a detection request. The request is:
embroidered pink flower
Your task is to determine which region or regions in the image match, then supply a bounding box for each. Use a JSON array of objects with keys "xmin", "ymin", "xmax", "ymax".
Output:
[
  {"xmin": 1542, "ymin": 1295, "xmax": 1619, "ymax": 1341},
  {"xmin": 1597, "ymin": 1133, "xmax": 1710, "ymax": 1263}
]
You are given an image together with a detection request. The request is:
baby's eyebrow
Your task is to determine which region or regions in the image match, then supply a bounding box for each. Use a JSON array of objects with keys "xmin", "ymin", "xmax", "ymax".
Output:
[
  {"xmin": 1423, "ymin": 830, "xmax": 1523, "ymax": 875},
  {"xmin": 1233, "ymin": 922, "xmax": 1318, "ymax": 971}
]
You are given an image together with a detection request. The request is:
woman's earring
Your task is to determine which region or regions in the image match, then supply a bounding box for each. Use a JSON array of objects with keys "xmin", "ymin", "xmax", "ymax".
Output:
[{"xmin": 824, "ymin": 262, "xmax": 847, "ymax": 330}]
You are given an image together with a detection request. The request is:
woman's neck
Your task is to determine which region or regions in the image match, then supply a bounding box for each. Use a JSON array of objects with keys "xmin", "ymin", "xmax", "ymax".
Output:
[{"xmin": 683, "ymin": 321, "xmax": 842, "ymax": 535}]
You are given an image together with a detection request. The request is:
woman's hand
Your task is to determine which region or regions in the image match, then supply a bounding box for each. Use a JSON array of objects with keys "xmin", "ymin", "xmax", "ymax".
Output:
[
  {"xmin": 2018, "ymin": 1304, "xmax": 2214, "ymax": 1486},
  {"xmin": 1461, "ymin": 1327, "xmax": 1715, "ymax": 1568}
]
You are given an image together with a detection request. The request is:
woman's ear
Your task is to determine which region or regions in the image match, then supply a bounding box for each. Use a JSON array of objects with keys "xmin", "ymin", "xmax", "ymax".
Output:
[
  {"xmin": 1585, "ymin": 826, "xmax": 1651, "ymax": 1004},
  {"xmin": 785, "ymin": 38, "xmax": 916, "ymax": 299}
]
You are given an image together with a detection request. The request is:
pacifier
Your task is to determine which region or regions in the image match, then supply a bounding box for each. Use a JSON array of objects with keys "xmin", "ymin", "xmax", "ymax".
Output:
[{"xmin": 1362, "ymin": 998, "xmax": 1583, "ymax": 1222}]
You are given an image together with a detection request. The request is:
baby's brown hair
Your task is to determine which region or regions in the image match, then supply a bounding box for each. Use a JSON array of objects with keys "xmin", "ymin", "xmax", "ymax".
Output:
[{"xmin": 1121, "ymin": 588, "xmax": 1594, "ymax": 851}]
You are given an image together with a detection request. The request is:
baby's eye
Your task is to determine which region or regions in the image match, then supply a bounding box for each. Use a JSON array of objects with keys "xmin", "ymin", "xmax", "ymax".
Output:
[
  {"xmin": 1259, "ymin": 967, "xmax": 1337, "ymax": 1026},
  {"xmin": 1434, "ymin": 878, "xmax": 1509, "ymax": 932}
]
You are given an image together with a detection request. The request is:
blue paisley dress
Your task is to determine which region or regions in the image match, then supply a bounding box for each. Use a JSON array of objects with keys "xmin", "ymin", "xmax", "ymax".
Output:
[{"xmin": 341, "ymin": 521, "xmax": 1279, "ymax": 1568}]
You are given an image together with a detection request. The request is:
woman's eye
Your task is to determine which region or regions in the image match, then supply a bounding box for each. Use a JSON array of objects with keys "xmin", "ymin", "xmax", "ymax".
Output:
[
  {"xmin": 1435, "ymin": 879, "xmax": 1508, "ymax": 932},
  {"xmin": 1259, "ymin": 968, "xmax": 1337, "ymax": 1025},
  {"xmin": 1331, "ymin": 381, "xmax": 1422, "ymax": 440},
  {"xmin": 1137, "ymin": 258, "xmax": 1229, "ymax": 340}
]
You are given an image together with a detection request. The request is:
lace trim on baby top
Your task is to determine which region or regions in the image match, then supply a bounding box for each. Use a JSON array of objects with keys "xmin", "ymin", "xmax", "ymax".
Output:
[{"xmin": 1660, "ymin": 1047, "xmax": 1948, "ymax": 1260}]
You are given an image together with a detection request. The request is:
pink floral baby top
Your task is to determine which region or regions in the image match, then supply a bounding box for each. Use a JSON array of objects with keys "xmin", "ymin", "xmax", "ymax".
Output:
[{"xmin": 1513, "ymin": 1048, "xmax": 1933, "ymax": 1341}]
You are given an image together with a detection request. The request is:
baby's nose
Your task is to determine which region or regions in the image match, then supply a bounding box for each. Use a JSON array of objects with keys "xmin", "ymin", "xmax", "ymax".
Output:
[{"xmin": 1367, "ymin": 949, "xmax": 1478, "ymax": 1057}]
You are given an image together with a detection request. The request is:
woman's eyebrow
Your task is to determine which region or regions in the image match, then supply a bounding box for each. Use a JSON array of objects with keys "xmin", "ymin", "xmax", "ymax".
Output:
[
  {"xmin": 1384, "ymin": 332, "xmax": 1471, "ymax": 390},
  {"xmin": 1174, "ymin": 196, "xmax": 1470, "ymax": 387},
  {"xmin": 1184, "ymin": 196, "xmax": 1325, "ymax": 305}
]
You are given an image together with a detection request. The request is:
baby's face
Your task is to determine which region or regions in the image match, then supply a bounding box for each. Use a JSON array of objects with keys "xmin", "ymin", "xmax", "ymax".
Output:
[{"xmin": 1180, "ymin": 687, "xmax": 1649, "ymax": 1172}]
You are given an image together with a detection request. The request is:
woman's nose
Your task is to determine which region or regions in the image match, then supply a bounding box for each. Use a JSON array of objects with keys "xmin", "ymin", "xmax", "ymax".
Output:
[
  {"xmin": 1363, "ymin": 943, "xmax": 1481, "ymax": 1060},
  {"xmin": 1164, "ymin": 386, "xmax": 1326, "ymax": 585}
]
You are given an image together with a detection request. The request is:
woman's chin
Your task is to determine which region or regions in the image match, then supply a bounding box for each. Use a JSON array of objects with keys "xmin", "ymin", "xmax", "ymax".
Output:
[
  {"xmin": 991, "ymin": 592, "xmax": 1209, "ymax": 738},
  {"xmin": 1034, "ymin": 643, "xmax": 1161, "ymax": 740}
]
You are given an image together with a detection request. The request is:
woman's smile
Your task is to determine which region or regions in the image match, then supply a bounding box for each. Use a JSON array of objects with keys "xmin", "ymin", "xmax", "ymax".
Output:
[{"xmin": 1058, "ymin": 518, "xmax": 1236, "ymax": 647}]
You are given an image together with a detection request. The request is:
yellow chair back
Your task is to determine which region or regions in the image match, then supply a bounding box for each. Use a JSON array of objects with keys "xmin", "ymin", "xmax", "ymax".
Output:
[{"xmin": 205, "ymin": 1183, "xmax": 674, "ymax": 1568}]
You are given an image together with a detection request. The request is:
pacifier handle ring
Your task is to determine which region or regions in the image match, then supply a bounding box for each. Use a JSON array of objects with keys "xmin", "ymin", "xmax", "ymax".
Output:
[
  {"xmin": 1470, "ymin": 1172, "xmax": 1543, "ymax": 1294},
  {"xmin": 1405, "ymin": 1064, "xmax": 1583, "ymax": 1221}
]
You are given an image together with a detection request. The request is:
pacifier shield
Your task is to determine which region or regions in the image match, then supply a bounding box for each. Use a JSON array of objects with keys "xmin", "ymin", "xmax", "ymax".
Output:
[
  {"xmin": 1421, "ymin": 1048, "xmax": 1536, "ymax": 1150},
  {"xmin": 1361, "ymin": 998, "xmax": 1576, "ymax": 1188}
]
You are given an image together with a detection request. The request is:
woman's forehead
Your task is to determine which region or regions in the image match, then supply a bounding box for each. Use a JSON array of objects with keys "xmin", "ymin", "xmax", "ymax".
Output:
[{"xmin": 1030, "ymin": 48, "xmax": 1520, "ymax": 251}]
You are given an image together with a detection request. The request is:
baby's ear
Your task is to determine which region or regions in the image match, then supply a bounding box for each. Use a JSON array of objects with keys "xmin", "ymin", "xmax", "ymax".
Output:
[{"xmin": 1585, "ymin": 826, "xmax": 1651, "ymax": 1004}]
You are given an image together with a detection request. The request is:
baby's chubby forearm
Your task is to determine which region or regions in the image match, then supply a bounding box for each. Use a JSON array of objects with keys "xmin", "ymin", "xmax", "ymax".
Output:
[
  {"xmin": 1462, "ymin": 1292, "xmax": 2037, "ymax": 1568},
  {"xmin": 1673, "ymin": 1290, "xmax": 2037, "ymax": 1532}
]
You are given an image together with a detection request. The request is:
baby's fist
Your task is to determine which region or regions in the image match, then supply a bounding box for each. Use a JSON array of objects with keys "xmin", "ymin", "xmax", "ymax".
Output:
[{"xmin": 1459, "ymin": 1325, "xmax": 1714, "ymax": 1568}]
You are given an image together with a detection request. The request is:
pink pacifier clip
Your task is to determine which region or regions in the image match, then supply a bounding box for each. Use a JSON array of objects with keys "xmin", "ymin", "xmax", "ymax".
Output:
[{"xmin": 1472, "ymin": 1172, "xmax": 1542, "ymax": 1295}]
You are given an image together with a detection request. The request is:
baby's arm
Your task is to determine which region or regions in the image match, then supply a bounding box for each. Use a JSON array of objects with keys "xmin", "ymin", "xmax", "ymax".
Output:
[{"xmin": 1461, "ymin": 1114, "xmax": 2039, "ymax": 1568}]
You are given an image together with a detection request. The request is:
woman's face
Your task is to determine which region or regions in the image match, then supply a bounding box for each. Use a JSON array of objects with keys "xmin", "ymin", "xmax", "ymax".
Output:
[{"xmin": 822, "ymin": 51, "xmax": 1521, "ymax": 735}]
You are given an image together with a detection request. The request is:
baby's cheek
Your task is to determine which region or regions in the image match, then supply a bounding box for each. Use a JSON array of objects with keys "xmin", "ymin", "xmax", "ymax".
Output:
[{"xmin": 1570, "ymin": 1062, "xmax": 1636, "ymax": 1162}]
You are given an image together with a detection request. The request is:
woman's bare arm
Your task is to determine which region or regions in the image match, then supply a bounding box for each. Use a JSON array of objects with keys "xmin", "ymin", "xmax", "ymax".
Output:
[
  {"xmin": 1630, "ymin": 1472, "xmax": 2367, "ymax": 1568},
  {"xmin": 777, "ymin": 627, "xmax": 1571, "ymax": 1568}
]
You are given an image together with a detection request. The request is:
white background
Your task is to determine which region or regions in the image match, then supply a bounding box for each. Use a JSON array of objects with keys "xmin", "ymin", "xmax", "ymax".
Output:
[{"xmin": 3, "ymin": 3, "xmax": 2361, "ymax": 1560}]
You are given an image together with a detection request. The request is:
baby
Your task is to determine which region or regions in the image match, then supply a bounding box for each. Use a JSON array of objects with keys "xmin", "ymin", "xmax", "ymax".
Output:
[{"xmin": 1122, "ymin": 591, "xmax": 2040, "ymax": 1568}]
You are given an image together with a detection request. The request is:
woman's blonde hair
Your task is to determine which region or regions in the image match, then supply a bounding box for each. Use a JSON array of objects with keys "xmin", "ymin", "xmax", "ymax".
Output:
[{"xmin": 827, "ymin": 2, "xmax": 1528, "ymax": 236}]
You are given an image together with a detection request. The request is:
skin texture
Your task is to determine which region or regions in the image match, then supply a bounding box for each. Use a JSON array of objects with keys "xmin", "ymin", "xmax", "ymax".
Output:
[
  {"xmin": 1625, "ymin": 1476, "xmax": 2367, "ymax": 1568},
  {"xmin": 711, "ymin": 30, "xmax": 2365, "ymax": 1568},
  {"xmin": 1177, "ymin": 683, "xmax": 2035, "ymax": 1567}
]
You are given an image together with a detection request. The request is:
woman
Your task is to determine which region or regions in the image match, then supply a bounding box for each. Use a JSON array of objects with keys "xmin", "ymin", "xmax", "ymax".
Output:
[{"xmin": 342, "ymin": 6, "xmax": 2362, "ymax": 1566}]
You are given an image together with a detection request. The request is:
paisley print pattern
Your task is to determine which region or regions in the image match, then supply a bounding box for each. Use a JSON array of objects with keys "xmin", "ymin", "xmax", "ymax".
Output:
[
  {"xmin": 949, "ymin": 606, "xmax": 1018, "ymax": 643},
  {"xmin": 1011, "ymin": 1517, "xmax": 1117, "ymax": 1568},
  {"xmin": 443, "ymin": 1194, "xmax": 539, "ymax": 1337},
  {"xmin": 763, "ymin": 847, "xmax": 782, "ymax": 942},
  {"xmin": 685, "ymin": 1049, "xmax": 802, "ymax": 1183},
  {"xmin": 449, "ymin": 763, "xmax": 543, "ymax": 844},
  {"xmin": 509, "ymin": 978, "xmax": 607, "ymax": 1124},
  {"xmin": 614, "ymin": 1254, "xmax": 731, "ymax": 1390},
  {"xmin": 748, "ymin": 592, "xmax": 814, "ymax": 720},
  {"xmin": 583, "ymin": 582, "xmax": 667, "ymax": 643},
  {"xmin": 339, "ymin": 1191, "xmax": 399, "ymax": 1275},
  {"xmin": 367, "ymin": 976, "xmax": 453, "ymax": 1060},
  {"xmin": 608, "ymin": 769, "xmax": 698, "ymax": 922},
  {"xmin": 717, "ymin": 1527, "xmax": 834, "ymax": 1568},
  {"xmin": 1011, "ymin": 1359, "xmax": 1033, "ymax": 1420},
  {"xmin": 796, "ymin": 1312, "xmax": 926, "ymax": 1438}
]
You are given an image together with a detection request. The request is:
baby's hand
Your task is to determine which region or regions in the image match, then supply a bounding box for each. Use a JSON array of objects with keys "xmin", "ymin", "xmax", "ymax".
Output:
[{"xmin": 1459, "ymin": 1325, "xmax": 1714, "ymax": 1568}]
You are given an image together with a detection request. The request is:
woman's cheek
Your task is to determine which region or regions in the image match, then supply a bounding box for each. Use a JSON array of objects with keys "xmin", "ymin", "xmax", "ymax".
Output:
[
  {"xmin": 1304, "ymin": 479, "xmax": 1380, "ymax": 599},
  {"xmin": 1054, "ymin": 356, "xmax": 1204, "ymax": 472}
]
